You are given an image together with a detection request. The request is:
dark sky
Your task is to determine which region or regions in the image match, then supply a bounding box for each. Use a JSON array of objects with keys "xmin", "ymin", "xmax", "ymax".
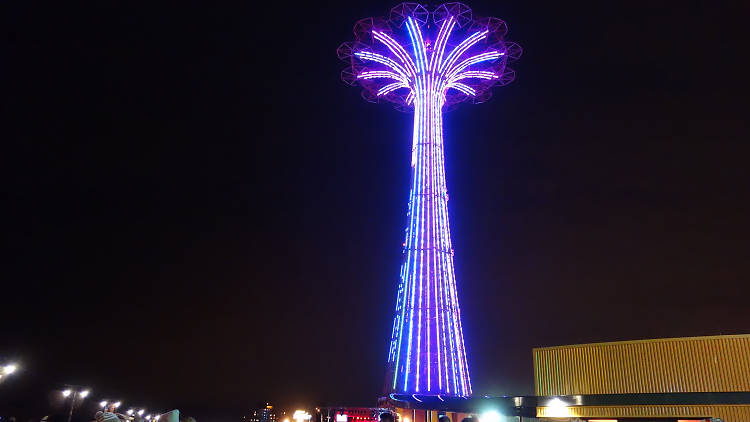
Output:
[{"xmin": 3, "ymin": 0, "xmax": 750, "ymax": 421}]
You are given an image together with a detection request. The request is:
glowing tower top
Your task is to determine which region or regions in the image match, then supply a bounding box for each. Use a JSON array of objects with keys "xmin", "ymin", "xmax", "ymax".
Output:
[{"xmin": 337, "ymin": 2, "xmax": 521, "ymax": 396}]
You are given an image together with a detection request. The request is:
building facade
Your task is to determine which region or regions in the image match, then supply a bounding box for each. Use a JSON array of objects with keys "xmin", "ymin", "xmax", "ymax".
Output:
[{"xmin": 534, "ymin": 334, "xmax": 750, "ymax": 421}]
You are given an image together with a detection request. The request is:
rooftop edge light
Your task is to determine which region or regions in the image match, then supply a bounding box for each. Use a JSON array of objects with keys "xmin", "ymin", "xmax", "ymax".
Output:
[{"xmin": 338, "ymin": 2, "xmax": 521, "ymax": 396}]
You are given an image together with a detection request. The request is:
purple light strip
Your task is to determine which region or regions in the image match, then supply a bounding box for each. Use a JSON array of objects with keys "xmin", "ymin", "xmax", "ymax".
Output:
[
  {"xmin": 393, "ymin": 78, "xmax": 422, "ymax": 388},
  {"xmin": 429, "ymin": 75, "xmax": 441, "ymax": 392},
  {"xmin": 434, "ymin": 104, "xmax": 458, "ymax": 394},
  {"xmin": 358, "ymin": 71, "xmax": 409, "ymax": 84},
  {"xmin": 407, "ymin": 16, "xmax": 430, "ymax": 392},
  {"xmin": 447, "ymin": 71, "xmax": 498, "ymax": 84},
  {"xmin": 430, "ymin": 17, "xmax": 456, "ymax": 74},
  {"xmin": 378, "ymin": 82, "xmax": 409, "ymax": 96},
  {"xmin": 438, "ymin": 30, "xmax": 488, "ymax": 74},
  {"xmin": 373, "ymin": 31, "xmax": 418, "ymax": 78},
  {"xmin": 444, "ymin": 203, "xmax": 468, "ymax": 394},
  {"xmin": 406, "ymin": 91, "xmax": 415, "ymax": 106},
  {"xmin": 403, "ymin": 90, "xmax": 421, "ymax": 391},
  {"xmin": 405, "ymin": 18, "xmax": 426, "ymax": 75},
  {"xmin": 445, "ymin": 51, "xmax": 504, "ymax": 81},
  {"xmin": 411, "ymin": 18, "xmax": 429, "ymax": 73},
  {"xmin": 428, "ymin": 19, "xmax": 448, "ymax": 73},
  {"xmin": 446, "ymin": 82, "xmax": 476, "ymax": 96},
  {"xmin": 354, "ymin": 51, "xmax": 411, "ymax": 81}
]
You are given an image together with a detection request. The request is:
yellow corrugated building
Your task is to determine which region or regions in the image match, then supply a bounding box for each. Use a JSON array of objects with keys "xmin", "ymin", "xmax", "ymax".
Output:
[{"xmin": 533, "ymin": 334, "xmax": 750, "ymax": 421}]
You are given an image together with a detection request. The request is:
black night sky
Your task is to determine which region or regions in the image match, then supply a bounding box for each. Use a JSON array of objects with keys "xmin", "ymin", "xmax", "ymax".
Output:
[{"xmin": 3, "ymin": 1, "xmax": 750, "ymax": 421}]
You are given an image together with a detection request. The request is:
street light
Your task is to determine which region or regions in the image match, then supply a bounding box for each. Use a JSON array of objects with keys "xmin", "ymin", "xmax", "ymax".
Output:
[
  {"xmin": 545, "ymin": 398, "xmax": 569, "ymax": 418},
  {"xmin": 101, "ymin": 401, "xmax": 109, "ymax": 408},
  {"xmin": 61, "ymin": 387, "xmax": 91, "ymax": 422},
  {"xmin": 3, "ymin": 364, "xmax": 17, "ymax": 375},
  {"xmin": 127, "ymin": 410, "xmax": 135, "ymax": 416},
  {"xmin": 138, "ymin": 409, "xmax": 145, "ymax": 416}
]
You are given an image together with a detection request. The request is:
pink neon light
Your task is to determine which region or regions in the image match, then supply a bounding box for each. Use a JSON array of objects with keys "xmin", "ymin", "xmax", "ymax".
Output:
[{"xmin": 446, "ymin": 82, "xmax": 476, "ymax": 96}]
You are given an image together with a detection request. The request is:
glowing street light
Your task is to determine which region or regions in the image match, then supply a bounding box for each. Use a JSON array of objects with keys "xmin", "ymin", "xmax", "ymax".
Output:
[
  {"xmin": 101, "ymin": 401, "xmax": 109, "ymax": 408},
  {"xmin": 113, "ymin": 401, "xmax": 122, "ymax": 409},
  {"xmin": 138, "ymin": 409, "xmax": 145, "ymax": 416},
  {"xmin": 127, "ymin": 410, "xmax": 135, "ymax": 416},
  {"xmin": 146, "ymin": 415, "xmax": 152, "ymax": 420},
  {"xmin": 3, "ymin": 364, "xmax": 17, "ymax": 375},
  {"xmin": 62, "ymin": 387, "xmax": 91, "ymax": 422},
  {"xmin": 546, "ymin": 398, "xmax": 569, "ymax": 418}
]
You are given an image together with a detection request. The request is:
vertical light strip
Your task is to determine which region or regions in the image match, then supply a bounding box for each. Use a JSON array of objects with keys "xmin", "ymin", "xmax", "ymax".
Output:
[
  {"xmin": 393, "ymin": 162, "xmax": 417, "ymax": 387},
  {"xmin": 434, "ymin": 60, "xmax": 451, "ymax": 393},
  {"xmin": 413, "ymin": 19, "xmax": 429, "ymax": 74},
  {"xmin": 435, "ymin": 104, "xmax": 459, "ymax": 394},
  {"xmin": 403, "ymin": 91, "xmax": 422, "ymax": 391},
  {"xmin": 408, "ymin": 15, "xmax": 430, "ymax": 393},
  {"xmin": 447, "ymin": 255, "xmax": 467, "ymax": 394},
  {"xmin": 420, "ymin": 68, "xmax": 430, "ymax": 392},
  {"xmin": 405, "ymin": 19, "xmax": 421, "ymax": 74},
  {"xmin": 435, "ymin": 101, "xmax": 450, "ymax": 392},
  {"xmin": 424, "ymin": 75, "xmax": 433, "ymax": 391},
  {"xmin": 415, "ymin": 92, "xmax": 424, "ymax": 392},
  {"xmin": 435, "ymin": 32, "xmax": 475, "ymax": 395},
  {"xmin": 443, "ymin": 189, "xmax": 468, "ymax": 394},
  {"xmin": 429, "ymin": 74, "xmax": 442, "ymax": 392},
  {"xmin": 426, "ymin": 74, "xmax": 434, "ymax": 392},
  {"xmin": 426, "ymin": 74, "xmax": 434, "ymax": 391},
  {"xmin": 428, "ymin": 20, "xmax": 448, "ymax": 73}
]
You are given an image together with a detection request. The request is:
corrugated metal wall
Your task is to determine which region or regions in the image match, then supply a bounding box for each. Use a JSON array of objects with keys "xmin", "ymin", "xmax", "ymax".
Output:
[
  {"xmin": 533, "ymin": 334, "xmax": 750, "ymax": 396},
  {"xmin": 536, "ymin": 404, "xmax": 750, "ymax": 421}
]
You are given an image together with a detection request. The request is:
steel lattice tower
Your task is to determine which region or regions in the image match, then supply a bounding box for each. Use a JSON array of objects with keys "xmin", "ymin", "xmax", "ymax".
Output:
[{"xmin": 338, "ymin": 3, "xmax": 521, "ymax": 396}]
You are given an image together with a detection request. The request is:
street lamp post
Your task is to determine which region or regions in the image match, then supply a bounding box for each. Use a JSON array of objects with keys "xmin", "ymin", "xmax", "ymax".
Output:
[{"xmin": 62, "ymin": 388, "xmax": 90, "ymax": 422}]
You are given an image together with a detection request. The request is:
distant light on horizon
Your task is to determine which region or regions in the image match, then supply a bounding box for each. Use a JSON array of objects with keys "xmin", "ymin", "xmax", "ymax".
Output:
[{"xmin": 479, "ymin": 411, "xmax": 501, "ymax": 422}]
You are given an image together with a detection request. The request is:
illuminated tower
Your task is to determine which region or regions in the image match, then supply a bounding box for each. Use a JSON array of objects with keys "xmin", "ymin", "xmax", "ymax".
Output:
[{"xmin": 338, "ymin": 3, "xmax": 521, "ymax": 396}]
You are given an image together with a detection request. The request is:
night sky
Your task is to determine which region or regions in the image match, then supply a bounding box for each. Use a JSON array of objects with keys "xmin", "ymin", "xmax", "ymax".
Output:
[{"xmin": 3, "ymin": 1, "xmax": 750, "ymax": 421}]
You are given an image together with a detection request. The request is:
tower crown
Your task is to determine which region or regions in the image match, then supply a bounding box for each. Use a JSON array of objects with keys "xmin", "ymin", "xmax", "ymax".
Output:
[{"xmin": 337, "ymin": 2, "xmax": 521, "ymax": 111}]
